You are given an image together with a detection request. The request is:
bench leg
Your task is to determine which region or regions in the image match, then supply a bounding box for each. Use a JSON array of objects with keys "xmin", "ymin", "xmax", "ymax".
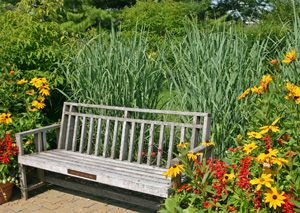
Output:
[
  {"xmin": 19, "ymin": 164, "xmax": 28, "ymax": 199},
  {"xmin": 37, "ymin": 169, "xmax": 45, "ymax": 183}
]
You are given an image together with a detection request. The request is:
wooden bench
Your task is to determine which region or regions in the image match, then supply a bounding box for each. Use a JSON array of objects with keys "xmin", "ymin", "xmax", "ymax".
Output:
[{"xmin": 16, "ymin": 102, "xmax": 212, "ymax": 209}]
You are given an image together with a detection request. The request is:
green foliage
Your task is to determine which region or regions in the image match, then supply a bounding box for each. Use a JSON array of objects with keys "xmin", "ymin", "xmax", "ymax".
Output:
[
  {"xmin": 61, "ymin": 28, "xmax": 166, "ymax": 111},
  {"xmin": 119, "ymin": 0, "xmax": 192, "ymax": 45}
]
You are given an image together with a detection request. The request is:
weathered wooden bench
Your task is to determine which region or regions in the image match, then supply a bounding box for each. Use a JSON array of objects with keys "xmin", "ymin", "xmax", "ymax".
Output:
[{"xmin": 16, "ymin": 102, "xmax": 212, "ymax": 209}]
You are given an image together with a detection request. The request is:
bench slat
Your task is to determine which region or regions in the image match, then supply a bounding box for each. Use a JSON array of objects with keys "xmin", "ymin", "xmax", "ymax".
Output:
[
  {"xmin": 128, "ymin": 122, "xmax": 136, "ymax": 162},
  {"xmin": 120, "ymin": 111, "xmax": 130, "ymax": 161},
  {"xmin": 103, "ymin": 119, "xmax": 111, "ymax": 157},
  {"xmin": 147, "ymin": 123, "xmax": 155, "ymax": 165},
  {"xmin": 42, "ymin": 131, "xmax": 47, "ymax": 151},
  {"xmin": 87, "ymin": 117, "xmax": 94, "ymax": 155},
  {"xmin": 156, "ymin": 125, "xmax": 165, "ymax": 167},
  {"xmin": 111, "ymin": 121, "xmax": 119, "ymax": 159},
  {"xmin": 79, "ymin": 117, "xmax": 87, "ymax": 153},
  {"xmin": 167, "ymin": 125, "xmax": 175, "ymax": 168},
  {"xmin": 72, "ymin": 116, "xmax": 79, "ymax": 152},
  {"xmin": 137, "ymin": 123, "xmax": 145, "ymax": 164},
  {"xmin": 95, "ymin": 118, "xmax": 103, "ymax": 156},
  {"xmin": 180, "ymin": 126, "xmax": 186, "ymax": 143},
  {"xmin": 191, "ymin": 116, "xmax": 200, "ymax": 149}
]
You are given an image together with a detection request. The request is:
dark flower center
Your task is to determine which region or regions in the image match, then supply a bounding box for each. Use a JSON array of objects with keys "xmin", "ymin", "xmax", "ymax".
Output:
[
  {"xmin": 273, "ymin": 195, "xmax": 277, "ymax": 200},
  {"xmin": 295, "ymin": 96, "xmax": 299, "ymax": 99},
  {"xmin": 265, "ymin": 150, "xmax": 270, "ymax": 154},
  {"xmin": 249, "ymin": 147, "xmax": 252, "ymax": 149},
  {"xmin": 173, "ymin": 165, "xmax": 177, "ymax": 168},
  {"xmin": 225, "ymin": 176, "xmax": 229, "ymax": 179},
  {"xmin": 226, "ymin": 171, "xmax": 231, "ymax": 174}
]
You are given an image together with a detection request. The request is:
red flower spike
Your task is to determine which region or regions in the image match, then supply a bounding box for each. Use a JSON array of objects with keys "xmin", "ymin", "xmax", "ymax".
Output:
[
  {"xmin": 142, "ymin": 152, "xmax": 145, "ymax": 155},
  {"xmin": 152, "ymin": 152, "xmax": 156, "ymax": 156}
]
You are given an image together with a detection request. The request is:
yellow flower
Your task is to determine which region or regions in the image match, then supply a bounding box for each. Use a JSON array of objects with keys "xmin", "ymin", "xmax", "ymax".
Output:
[
  {"xmin": 12, "ymin": 143, "xmax": 16, "ymax": 147},
  {"xmin": 0, "ymin": 113, "xmax": 12, "ymax": 125},
  {"xmin": 282, "ymin": 49, "xmax": 296, "ymax": 63},
  {"xmin": 264, "ymin": 187, "xmax": 286, "ymax": 209},
  {"xmin": 223, "ymin": 172, "xmax": 236, "ymax": 182},
  {"xmin": 148, "ymin": 52, "xmax": 157, "ymax": 58},
  {"xmin": 255, "ymin": 149, "xmax": 278, "ymax": 164},
  {"xmin": 17, "ymin": 79, "xmax": 28, "ymax": 84},
  {"xmin": 247, "ymin": 132, "xmax": 262, "ymax": 139},
  {"xmin": 238, "ymin": 88, "xmax": 250, "ymax": 100},
  {"xmin": 187, "ymin": 152, "xmax": 203, "ymax": 161},
  {"xmin": 29, "ymin": 107, "xmax": 38, "ymax": 112},
  {"xmin": 270, "ymin": 157, "xmax": 289, "ymax": 168},
  {"xmin": 201, "ymin": 141, "xmax": 215, "ymax": 146},
  {"xmin": 25, "ymin": 89, "xmax": 35, "ymax": 96},
  {"xmin": 250, "ymin": 174, "xmax": 274, "ymax": 190},
  {"xmin": 32, "ymin": 100, "xmax": 45, "ymax": 109},
  {"xmin": 163, "ymin": 164, "xmax": 185, "ymax": 178},
  {"xmin": 251, "ymin": 86, "xmax": 264, "ymax": 94},
  {"xmin": 177, "ymin": 142, "xmax": 190, "ymax": 149},
  {"xmin": 37, "ymin": 96, "xmax": 45, "ymax": 102},
  {"xmin": 285, "ymin": 83, "xmax": 300, "ymax": 104},
  {"xmin": 243, "ymin": 142, "xmax": 258, "ymax": 154},
  {"xmin": 26, "ymin": 140, "xmax": 33, "ymax": 145},
  {"xmin": 30, "ymin": 77, "xmax": 43, "ymax": 88},
  {"xmin": 259, "ymin": 125, "xmax": 280, "ymax": 134},
  {"xmin": 38, "ymin": 84, "xmax": 50, "ymax": 96},
  {"xmin": 39, "ymin": 78, "xmax": 47, "ymax": 83}
]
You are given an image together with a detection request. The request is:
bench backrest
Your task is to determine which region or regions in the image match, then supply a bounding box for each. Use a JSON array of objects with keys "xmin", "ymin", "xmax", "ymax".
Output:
[{"xmin": 58, "ymin": 102, "xmax": 211, "ymax": 168}]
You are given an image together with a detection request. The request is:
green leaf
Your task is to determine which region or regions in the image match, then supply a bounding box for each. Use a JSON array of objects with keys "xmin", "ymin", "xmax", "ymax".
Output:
[
  {"xmin": 165, "ymin": 198, "xmax": 178, "ymax": 212},
  {"xmin": 290, "ymin": 200, "xmax": 300, "ymax": 209}
]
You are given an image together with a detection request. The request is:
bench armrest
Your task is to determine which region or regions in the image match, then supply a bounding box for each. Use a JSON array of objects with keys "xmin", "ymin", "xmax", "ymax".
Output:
[{"xmin": 16, "ymin": 124, "xmax": 61, "ymax": 155}]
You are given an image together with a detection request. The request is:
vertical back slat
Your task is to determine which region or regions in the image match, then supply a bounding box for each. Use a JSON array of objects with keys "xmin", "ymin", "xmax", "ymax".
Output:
[
  {"xmin": 42, "ymin": 131, "xmax": 47, "ymax": 151},
  {"xmin": 111, "ymin": 120, "xmax": 119, "ymax": 159},
  {"xmin": 72, "ymin": 116, "xmax": 79, "ymax": 151},
  {"xmin": 58, "ymin": 103, "xmax": 70, "ymax": 149},
  {"xmin": 103, "ymin": 119, "xmax": 111, "ymax": 157},
  {"xmin": 180, "ymin": 127, "xmax": 186, "ymax": 143},
  {"xmin": 167, "ymin": 125, "xmax": 175, "ymax": 168},
  {"xmin": 87, "ymin": 117, "xmax": 94, "ymax": 155},
  {"xmin": 147, "ymin": 123, "xmax": 155, "ymax": 165},
  {"xmin": 79, "ymin": 116, "xmax": 87, "ymax": 153},
  {"xmin": 119, "ymin": 111, "xmax": 131, "ymax": 161},
  {"xmin": 156, "ymin": 125, "xmax": 165, "ymax": 167},
  {"xmin": 65, "ymin": 106, "xmax": 75, "ymax": 150},
  {"xmin": 191, "ymin": 116, "xmax": 200, "ymax": 149},
  {"xmin": 95, "ymin": 118, "xmax": 103, "ymax": 156},
  {"xmin": 137, "ymin": 123, "xmax": 145, "ymax": 164},
  {"xmin": 128, "ymin": 122, "xmax": 136, "ymax": 162}
]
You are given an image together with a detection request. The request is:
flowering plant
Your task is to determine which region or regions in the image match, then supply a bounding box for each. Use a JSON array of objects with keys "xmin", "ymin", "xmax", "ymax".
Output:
[
  {"xmin": 160, "ymin": 50, "xmax": 300, "ymax": 212},
  {"xmin": 0, "ymin": 132, "xmax": 19, "ymax": 185}
]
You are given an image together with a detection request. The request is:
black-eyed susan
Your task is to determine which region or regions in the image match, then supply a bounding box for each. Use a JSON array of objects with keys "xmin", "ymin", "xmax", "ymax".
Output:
[
  {"xmin": 187, "ymin": 152, "xmax": 203, "ymax": 161},
  {"xmin": 247, "ymin": 131, "xmax": 262, "ymax": 139},
  {"xmin": 29, "ymin": 107, "xmax": 38, "ymax": 112},
  {"xmin": 259, "ymin": 125, "xmax": 280, "ymax": 134},
  {"xmin": 270, "ymin": 157, "xmax": 289, "ymax": 168},
  {"xmin": 39, "ymin": 85, "xmax": 50, "ymax": 96},
  {"xmin": 255, "ymin": 149, "xmax": 278, "ymax": 164},
  {"xmin": 25, "ymin": 89, "xmax": 35, "ymax": 96},
  {"xmin": 177, "ymin": 142, "xmax": 190, "ymax": 149},
  {"xmin": 37, "ymin": 96, "xmax": 45, "ymax": 102},
  {"xmin": 0, "ymin": 113, "xmax": 12, "ymax": 125},
  {"xmin": 17, "ymin": 79, "xmax": 28, "ymax": 84},
  {"xmin": 264, "ymin": 187, "xmax": 286, "ymax": 209},
  {"xmin": 282, "ymin": 49, "xmax": 296, "ymax": 64},
  {"xmin": 243, "ymin": 142, "xmax": 258, "ymax": 154},
  {"xmin": 32, "ymin": 100, "xmax": 45, "ymax": 109},
  {"xmin": 163, "ymin": 164, "xmax": 185, "ymax": 179},
  {"xmin": 250, "ymin": 174, "xmax": 274, "ymax": 190},
  {"xmin": 30, "ymin": 77, "xmax": 43, "ymax": 88},
  {"xmin": 223, "ymin": 171, "xmax": 235, "ymax": 182},
  {"xmin": 238, "ymin": 88, "xmax": 250, "ymax": 100},
  {"xmin": 201, "ymin": 141, "xmax": 215, "ymax": 146}
]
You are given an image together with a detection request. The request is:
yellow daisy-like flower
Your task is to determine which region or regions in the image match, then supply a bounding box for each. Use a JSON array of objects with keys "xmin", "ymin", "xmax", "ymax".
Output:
[
  {"xmin": 163, "ymin": 164, "xmax": 185, "ymax": 179},
  {"xmin": 29, "ymin": 107, "xmax": 38, "ymax": 112},
  {"xmin": 177, "ymin": 142, "xmax": 190, "ymax": 149},
  {"xmin": 247, "ymin": 132, "xmax": 262, "ymax": 139},
  {"xmin": 285, "ymin": 83, "xmax": 300, "ymax": 104},
  {"xmin": 270, "ymin": 157, "xmax": 289, "ymax": 168},
  {"xmin": 17, "ymin": 79, "xmax": 28, "ymax": 84},
  {"xmin": 0, "ymin": 113, "xmax": 12, "ymax": 125},
  {"xmin": 256, "ymin": 149, "xmax": 279, "ymax": 164},
  {"xmin": 238, "ymin": 88, "xmax": 250, "ymax": 100},
  {"xmin": 282, "ymin": 49, "xmax": 296, "ymax": 63},
  {"xmin": 26, "ymin": 140, "xmax": 33, "ymax": 145},
  {"xmin": 37, "ymin": 96, "xmax": 45, "ymax": 102},
  {"xmin": 187, "ymin": 152, "xmax": 203, "ymax": 161},
  {"xmin": 259, "ymin": 125, "xmax": 280, "ymax": 134},
  {"xmin": 25, "ymin": 89, "xmax": 35, "ymax": 96},
  {"xmin": 32, "ymin": 100, "xmax": 45, "ymax": 109},
  {"xmin": 30, "ymin": 77, "xmax": 43, "ymax": 88},
  {"xmin": 201, "ymin": 141, "xmax": 215, "ymax": 146},
  {"xmin": 39, "ymin": 84, "xmax": 50, "ymax": 96},
  {"xmin": 264, "ymin": 187, "xmax": 286, "ymax": 209},
  {"xmin": 250, "ymin": 174, "xmax": 274, "ymax": 190},
  {"xmin": 39, "ymin": 78, "xmax": 47, "ymax": 83},
  {"xmin": 243, "ymin": 142, "xmax": 258, "ymax": 154},
  {"xmin": 263, "ymin": 167, "xmax": 278, "ymax": 176},
  {"xmin": 251, "ymin": 86, "xmax": 264, "ymax": 94},
  {"xmin": 223, "ymin": 172, "xmax": 236, "ymax": 182},
  {"xmin": 261, "ymin": 75, "xmax": 272, "ymax": 86}
]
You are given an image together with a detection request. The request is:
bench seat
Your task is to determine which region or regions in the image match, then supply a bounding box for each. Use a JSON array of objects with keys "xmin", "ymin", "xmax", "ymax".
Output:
[{"xmin": 18, "ymin": 149, "xmax": 171, "ymax": 198}]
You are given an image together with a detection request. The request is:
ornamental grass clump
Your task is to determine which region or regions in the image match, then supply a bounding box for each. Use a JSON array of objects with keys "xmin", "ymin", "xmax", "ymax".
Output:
[{"xmin": 160, "ymin": 50, "xmax": 300, "ymax": 212}]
